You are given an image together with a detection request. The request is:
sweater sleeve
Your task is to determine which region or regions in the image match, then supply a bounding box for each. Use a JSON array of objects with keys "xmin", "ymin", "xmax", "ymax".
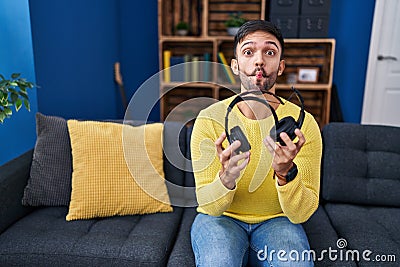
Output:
[
  {"xmin": 276, "ymin": 112, "xmax": 322, "ymax": 223},
  {"xmin": 190, "ymin": 109, "xmax": 236, "ymax": 216}
]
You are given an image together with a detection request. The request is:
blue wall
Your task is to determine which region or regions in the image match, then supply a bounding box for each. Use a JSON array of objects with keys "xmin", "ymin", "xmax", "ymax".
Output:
[
  {"xmin": 30, "ymin": 0, "xmax": 375, "ymax": 123},
  {"xmin": 329, "ymin": 0, "xmax": 375, "ymax": 123},
  {"xmin": 0, "ymin": 0, "xmax": 38, "ymax": 165},
  {"xmin": 118, "ymin": 0, "xmax": 160, "ymax": 121},
  {"xmin": 29, "ymin": 0, "xmax": 120, "ymax": 120},
  {"xmin": 1, "ymin": 0, "xmax": 376, "ymax": 165},
  {"xmin": 29, "ymin": 0, "xmax": 160, "ymax": 121}
]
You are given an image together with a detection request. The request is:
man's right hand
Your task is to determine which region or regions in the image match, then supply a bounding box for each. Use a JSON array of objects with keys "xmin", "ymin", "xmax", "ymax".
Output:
[{"xmin": 215, "ymin": 132, "xmax": 250, "ymax": 190}]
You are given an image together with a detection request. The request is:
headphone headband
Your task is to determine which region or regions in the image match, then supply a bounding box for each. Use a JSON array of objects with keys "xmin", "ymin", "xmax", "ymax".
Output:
[
  {"xmin": 291, "ymin": 86, "xmax": 305, "ymax": 129},
  {"xmin": 225, "ymin": 95, "xmax": 279, "ymax": 125},
  {"xmin": 225, "ymin": 87, "xmax": 305, "ymax": 148},
  {"xmin": 225, "ymin": 93, "xmax": 279, "ymax": 144}
]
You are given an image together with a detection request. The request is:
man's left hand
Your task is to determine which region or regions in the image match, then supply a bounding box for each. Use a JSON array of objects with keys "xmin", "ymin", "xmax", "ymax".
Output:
[{"xmin": 263, "ymin": 129, "xmax": 305, "ymax": 183}]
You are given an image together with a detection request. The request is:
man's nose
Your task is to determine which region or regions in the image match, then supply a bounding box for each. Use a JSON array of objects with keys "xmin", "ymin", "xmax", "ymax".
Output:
[{"xmin": 254, "ymin": 51, "xmax": 264, "ymax": 67}]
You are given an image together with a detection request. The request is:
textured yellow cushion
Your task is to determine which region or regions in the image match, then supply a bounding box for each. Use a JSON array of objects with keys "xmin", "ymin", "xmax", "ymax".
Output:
[{"xmin": 66, "ymin": 120, "xmax": 172, "ymax": 221}]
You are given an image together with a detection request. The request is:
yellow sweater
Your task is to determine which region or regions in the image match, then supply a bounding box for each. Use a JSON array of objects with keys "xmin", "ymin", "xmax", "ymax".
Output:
[{"xmin": 190, "ymin": 95, "xmax": 322, "ymax": 224}]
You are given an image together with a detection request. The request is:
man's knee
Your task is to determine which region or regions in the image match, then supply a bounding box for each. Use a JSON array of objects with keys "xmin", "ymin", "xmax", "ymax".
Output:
[{"xmin": 191, "ymin": 214, "xmax": 249, "ymax": 266}]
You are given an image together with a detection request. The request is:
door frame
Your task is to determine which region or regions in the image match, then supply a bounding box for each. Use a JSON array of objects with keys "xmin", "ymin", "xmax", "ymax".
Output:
[{"xmin": 361, "ymin": 0, "xmax": 385, "ymax": 124}]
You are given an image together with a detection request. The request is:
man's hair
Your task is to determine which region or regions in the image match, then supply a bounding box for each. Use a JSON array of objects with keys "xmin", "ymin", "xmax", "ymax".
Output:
[{"xmin": 233, "ymin": 20, "xmax": 285, "ymax": 59}]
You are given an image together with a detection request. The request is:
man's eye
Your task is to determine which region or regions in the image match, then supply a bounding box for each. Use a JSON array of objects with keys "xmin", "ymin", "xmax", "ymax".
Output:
[
  {"xmin": 243, "ymin": 50, "xmax": 252, "ymax": 56},
  {"xmin": 266, "ymin": 50, "xmax": 275, "ymax": 56}
]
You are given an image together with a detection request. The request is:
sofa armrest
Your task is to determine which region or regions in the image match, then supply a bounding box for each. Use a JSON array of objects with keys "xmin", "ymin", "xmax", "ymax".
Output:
[{"xmin": 0, "ymin": 150, "xmax": 34, "ymax": 234}]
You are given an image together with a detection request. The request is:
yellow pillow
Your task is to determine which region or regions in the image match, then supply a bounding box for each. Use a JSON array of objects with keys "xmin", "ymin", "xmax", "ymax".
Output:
[{"xmin": 66, "ymin": 120, "xmax": 172, "ymax": 221}]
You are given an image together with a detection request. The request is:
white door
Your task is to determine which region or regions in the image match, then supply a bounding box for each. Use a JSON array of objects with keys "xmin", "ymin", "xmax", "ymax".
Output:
[{"xmin": 361, "ymin": 0, "xmax": 400, "ymax": 127}]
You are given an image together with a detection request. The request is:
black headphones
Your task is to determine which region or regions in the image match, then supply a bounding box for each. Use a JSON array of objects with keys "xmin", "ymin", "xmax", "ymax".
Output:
[{"xmin": 225, "ymin": 87, "xmax": 305, "ymax": 153}]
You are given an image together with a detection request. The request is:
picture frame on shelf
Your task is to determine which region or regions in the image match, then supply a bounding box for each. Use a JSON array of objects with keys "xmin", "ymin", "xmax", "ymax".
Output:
[{"xmin": 297, "ymin": 67, "xmax": 319, "ymax": 83}]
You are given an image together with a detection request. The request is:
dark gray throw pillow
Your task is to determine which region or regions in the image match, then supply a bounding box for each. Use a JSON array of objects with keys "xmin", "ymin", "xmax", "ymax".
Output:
[{"xmin": 22, "ymin": 113, "xmax": 72, "ymax": 206}]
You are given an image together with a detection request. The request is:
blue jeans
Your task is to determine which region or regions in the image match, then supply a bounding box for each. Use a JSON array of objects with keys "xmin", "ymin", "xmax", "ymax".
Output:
[{"xmin": 191, "ymin": 213, "xmax": 314, "ymax": 267}]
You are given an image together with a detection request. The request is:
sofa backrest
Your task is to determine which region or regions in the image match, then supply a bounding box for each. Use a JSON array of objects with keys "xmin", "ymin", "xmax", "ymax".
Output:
[
  {"xmin": 163, "ymin": 122, "xmax": 186, "ymax": 186},
  {"xmin": 321, "ymin": 122, "xmax": 400, "ymax": 207},
  {"xmin": 185, "ymin": 126, "xmax": 195, "ymax": 188},
  {"xmin": 163, "ymin": 123, "xmax": 197, "ymax": 207}
]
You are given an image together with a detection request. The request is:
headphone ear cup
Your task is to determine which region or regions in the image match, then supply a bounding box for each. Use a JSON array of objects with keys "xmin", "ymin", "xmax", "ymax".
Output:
[
  {"xmin": 229, "ymin": 126, "xmax": 251, "ymax": 153},
  {"xmin": 270, "ymin": 116, "xmax": 297, "ymax": 145}
]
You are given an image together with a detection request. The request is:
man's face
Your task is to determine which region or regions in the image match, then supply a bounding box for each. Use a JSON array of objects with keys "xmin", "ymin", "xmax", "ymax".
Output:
[{"xmin": 231, "ymin": 31, "xmax": 285, "ymax": 92}]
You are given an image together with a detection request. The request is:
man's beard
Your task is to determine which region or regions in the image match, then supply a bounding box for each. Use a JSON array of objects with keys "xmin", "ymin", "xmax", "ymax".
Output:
[{"xmin": 238, "ymin": 66, "xmax": 279, "ymax": 92}]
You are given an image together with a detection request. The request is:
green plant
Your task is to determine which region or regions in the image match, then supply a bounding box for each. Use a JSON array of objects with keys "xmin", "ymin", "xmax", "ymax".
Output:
[
  {"xmin": 224, "ymin": 12, "xmax": 247, "ymax": 28},
  {"xmin": 176, "ymin": 21, "xmax": 189, "ymax": 30},
  {"xmin": 0, "ymin": 73, "xmax": 34, "ymax": 123}
]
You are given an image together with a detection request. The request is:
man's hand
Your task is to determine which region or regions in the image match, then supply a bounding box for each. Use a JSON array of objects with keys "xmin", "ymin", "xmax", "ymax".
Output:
[
  {"xmin": 264, "ymin": 129, "xmax": 305, "ymax": 185},
  {"xmin": 215, "ymin": 132, "xmax": 250, "ymax": 190}
]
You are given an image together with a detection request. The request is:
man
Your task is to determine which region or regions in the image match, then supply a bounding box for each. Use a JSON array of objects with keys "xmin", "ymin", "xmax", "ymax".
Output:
[{"xmin": 190, "ymin": 20, "xmax": 322, "ymax": 266}]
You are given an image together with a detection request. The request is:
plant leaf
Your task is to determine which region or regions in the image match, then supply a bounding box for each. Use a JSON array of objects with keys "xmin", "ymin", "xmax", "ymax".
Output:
[
  {"xmin": 24, "ymin": 99, "xmax": 30, "ymax": 111},
  {"xmin": 10, "ymin": 92, "xmax": 18, "ymax": 103},
  {"xmin": 0, "ymin": 111, "xmax": 6, "ymax": 123},
  {"xmin": 19, "ymin": 86, "xmax": 27, "ymax": 93},
  {"xmin": 0, "ymin": 92, "xmax": 7, "ymax": 101},
  {"xmin": 1, "ymin": 97, "xmax": 9, "ymax": 106},
  {"xmin": 4, "ymin": 107, "xmax": 12, "ymax": 116},
  {"xmin": 27, "ymin": 82, "xmax": 34, "ymax": 88},
  {"xmin": 11, "ymin": 73, "xmax": 21, "ymax": 79},
  {"xmin": 0, "ymin": 73, "xmax": 34, "ymax": 120},
  {"xmin": 16, "ymin": 79, "xmax": 27, "ymax": 87},
  {"xmin": 15, "ymin": 98, "xmax": 22, "ymax": 111},
  {"xmin": 19, "ymin": 91, "xmax": 29, "ymax": 99}
]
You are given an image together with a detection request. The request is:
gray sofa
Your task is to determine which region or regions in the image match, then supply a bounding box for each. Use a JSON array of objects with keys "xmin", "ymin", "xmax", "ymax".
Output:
[
  {"xmin": 0, "ymin": 118, "xmax": 197, "ymax": 267},
  {"xmin": 302, "ymin": 123, "xmax": 400, "ymax": 267},
  {"xmin": 0, "ymin": 121, "xmax": 399, "ymax": 266}
]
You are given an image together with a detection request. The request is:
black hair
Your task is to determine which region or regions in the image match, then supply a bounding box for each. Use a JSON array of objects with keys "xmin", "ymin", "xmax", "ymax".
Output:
[{"xmin": 233, "ymin": 20, "xmax": 285, "ymax": 59}]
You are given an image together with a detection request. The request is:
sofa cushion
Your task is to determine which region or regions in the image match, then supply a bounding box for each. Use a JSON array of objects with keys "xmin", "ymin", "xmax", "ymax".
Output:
[
  {"xmin": 167, "ymin": 207, "xmax": 197, "ymax": 267},
  {"xmin": 0, "ymin": 207, "xmax": 183, "ymax": 266},
  {"xmin": 302, "ymin": 206, "xmax": 357, "ymax": 267},
  {"xmin": 23, "ymin": 113, "xmax": 184, "ymax": 209},
  {"xmin": 66, "ymin": 120, "xmax": 172, "ymax": 220},
  {"xmin": 183, "ymin": 125, "xmax": 197, "ymax": 206},
  {"xmin": 325, "ymin": 203, "xmax": 400, "ymax": 266},
  {"xmin": 163, "ymin": 121, "xmax": 187, "ymax": 207},
  {"xmin": 22, "ymin": 113, "xmax": 72, "ymax": 206},
  {"xmin": 163, "ymin": 121, "xmax": 186, "ymax": 187},
  {"xmin": 322, "ymin": 123, "xmax": 400, "ymax": 206}
]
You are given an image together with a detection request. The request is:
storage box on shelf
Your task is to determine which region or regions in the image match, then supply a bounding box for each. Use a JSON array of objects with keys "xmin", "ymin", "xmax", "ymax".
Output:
[
  {"xmin": 158, "ymin": 0, "xmax": 335, "ymax": 128},
  {"xmin": 269, "ymin": 0, "xmax": 331, "ymax": 38},
  {"xmin": 269, "ymin": 0, "xmax": 300, "ymax": 38}
]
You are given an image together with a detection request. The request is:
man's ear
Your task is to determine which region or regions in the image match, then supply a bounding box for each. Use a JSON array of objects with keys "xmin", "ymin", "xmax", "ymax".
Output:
[
  {"xmin": 278, "ymin": 60, "xmax": 285, "ymax": 76},
  {"xmin": 231, "ymin": 58, "xmax": 239, "ymax": 75}
]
